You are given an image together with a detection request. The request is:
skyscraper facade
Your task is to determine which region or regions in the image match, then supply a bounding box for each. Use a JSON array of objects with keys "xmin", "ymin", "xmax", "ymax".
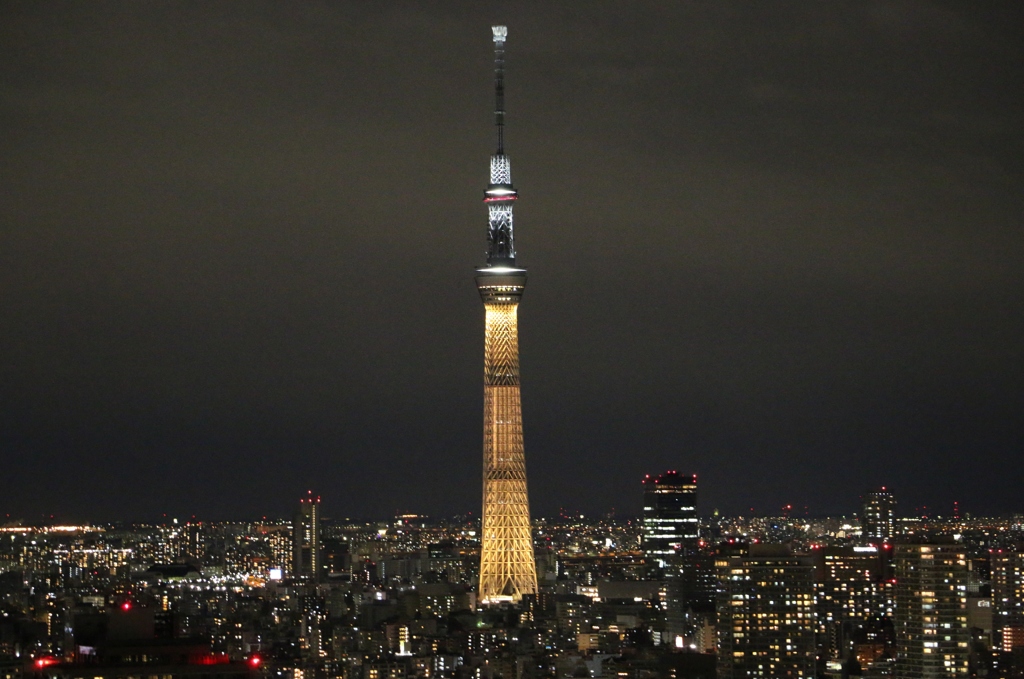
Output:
[
  {"xmin": 812, "ymin": 545, "xmax": 893, "ymax": 665},
  {"xmin": 641, "ymin": 471, "xmax": 699, "ymax": 563},
  {"xmin": 475, "ymin": 25, "xmax": 538, "ymax": 605},
  {"xmin": 641, "ymin": 472, "xmax": 713, "ymax": 644},
  {"xmin": 716, "ymin": 546, "xmax": 816, "ymax": 679},
  {"xmin": 862, "ymin": 487, "xmax": 897, "ymax": 542},
  {"xmin": 991, "ymin": 548, "xmax": 1024, "ymax": 649},
  {"xmin": 894, "ymin": 542, "xmax": 969, "ymax": 678},
  {"xmin": 293, "ymin": 492, "xmax": 321, "ymax": 581}
]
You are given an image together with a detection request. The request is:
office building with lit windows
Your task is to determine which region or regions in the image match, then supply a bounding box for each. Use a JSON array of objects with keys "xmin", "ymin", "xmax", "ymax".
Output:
[
  {"xmin": 812, "ymin": 545, "xmax": 894, "ymax": 665},
  {"xmin": 861, "ymin": 487, "xmax": 897, "ymax": 543},
  {"xmin": 641, "ymin": 471, "xmax": 712, "ymax": 643},
  {"xmin": 293, "ymin": 492, "xmax": 321, "ymax": 581},
  {"xmin": 894, "ymin": 542, "xmax": 969, "ymax": 678},
  {"xmin": 715, "ymin": 545, "xmax": 816, "ymax": 679},
  {"xmin": 992, "ymin": 548, "xmax": 1024, "ymax": 647},
  {"xmin": 641, "ymin": 471, "xmax": 699, "ymax": 562}
]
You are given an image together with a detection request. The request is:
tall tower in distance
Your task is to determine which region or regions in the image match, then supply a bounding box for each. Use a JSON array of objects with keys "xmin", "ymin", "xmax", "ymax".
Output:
[
  {"xmin": 293, "ymin": 491, "xmax": 321, "ymax": 581},
  {"xmin": 475, "ymin": 25, "xmax": 538, "ymax": 605}
]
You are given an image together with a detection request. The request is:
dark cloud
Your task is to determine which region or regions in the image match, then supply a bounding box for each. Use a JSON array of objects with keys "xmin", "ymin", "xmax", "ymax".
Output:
[{"xmin": 0, "ymin": 2, "xmax": 1021, "ymax": 522}]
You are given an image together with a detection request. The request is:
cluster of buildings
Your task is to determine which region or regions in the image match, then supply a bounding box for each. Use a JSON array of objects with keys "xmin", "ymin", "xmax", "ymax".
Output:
[
  {"xmin": 0, "ymin": 482, "xmax": 1022, "ymax": 679},
  {"xmin": 3, "ymin": 22, "xmax": 1023, "ymax": 679}
]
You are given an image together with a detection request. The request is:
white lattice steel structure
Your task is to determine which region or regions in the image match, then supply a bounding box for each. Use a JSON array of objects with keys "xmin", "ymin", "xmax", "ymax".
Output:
[{"xmin": 474, "ymin": 25, "xmax": 538, "ymax": 604}]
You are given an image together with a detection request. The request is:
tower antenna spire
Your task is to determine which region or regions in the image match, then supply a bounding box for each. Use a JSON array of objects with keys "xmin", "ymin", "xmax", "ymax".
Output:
[
  {"xmin": 483, "ymin": 25, "xmax": 518, "ymax": 266},
  {"xmin": 475, "ymin": 25, "xmax": 537, "ymax": 605},
  {"xmin": 493, "ymin": 25, "xmax": 507, "ymax": 154}
]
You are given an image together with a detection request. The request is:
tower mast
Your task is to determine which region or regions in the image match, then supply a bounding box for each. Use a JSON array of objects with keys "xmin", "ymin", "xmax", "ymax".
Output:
[
  {"xmin": 493, "ymin": 24, "xmax": 506, "ymax": 155},
  {"xmin": 475, "ymin": 25, "xmax": 538, "ymax": 605},
  {"xmin": 484, "ymin": 25, "xmax": 517, "ymax": 266}
]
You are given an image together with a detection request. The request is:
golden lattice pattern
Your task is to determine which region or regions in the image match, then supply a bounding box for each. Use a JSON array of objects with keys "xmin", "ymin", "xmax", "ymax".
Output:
[
  {"xmin": 479, "ymin": 302, "xmax": 538, "ymax": 603},
  {"xmin": 484, "ymin": 304, "xmax": 520, "ymax": 385}
]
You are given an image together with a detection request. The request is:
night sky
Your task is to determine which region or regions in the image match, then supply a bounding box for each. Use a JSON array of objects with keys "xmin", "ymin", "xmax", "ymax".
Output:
[{"xmin": 2, "ymin": 3, "xmax": 1022, "ymax": 523}]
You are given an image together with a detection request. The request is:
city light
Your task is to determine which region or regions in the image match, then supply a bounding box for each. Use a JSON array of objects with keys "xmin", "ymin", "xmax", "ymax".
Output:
[{"xmin": 0, "ymin": 13, "xmax": 1019, "ymax": 679}]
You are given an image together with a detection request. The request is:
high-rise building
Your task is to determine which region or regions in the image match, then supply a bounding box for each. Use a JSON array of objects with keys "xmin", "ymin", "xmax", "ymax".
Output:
[
  {"xmin": 257, "ymin": 521, "xmax": 292, "ymax": 577},
  {"xmin": 991, "ymin": 547, "xmax": 1024, "ymax": 644},
  {"xmin": 641, "ymin": 471, "xmax": 711, "ymax": 641},
  {"xmin": 641, "ymin": 471, "xmax": 699, "ymax": 563},
  {"xmin": 716, "ymin": 545, "xmax": 816, "ymax": 679},
  {"xmin": 861, "ymin": 487, "xmax": 897, "ymax": 543},
  {"xmin": 894, "ymin": 542, "xmax": 969, "ymax": 678},
  {"xmin": 475, "ymin": 25, "xmax": 538, "ymax": 605},
  {"xmin": 293, "ymin": 492, "xmax": 321, "ymax": 581},
  {"xmin": 812, "ymin": 545, "xmax": 894, "ymax": 665}
]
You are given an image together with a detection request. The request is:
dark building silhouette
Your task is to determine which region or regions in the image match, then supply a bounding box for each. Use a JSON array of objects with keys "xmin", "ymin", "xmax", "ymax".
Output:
[
  {"xmin": 642, "ymin": 472, "xmax": 699, "ymax": 561},
  {"xmin": 641, "ymin": 471, "xmax": 713, "ymax": 646},
  {"xmin": 293, "ymin": 492, "xmax": 321, "ymax": 581}
]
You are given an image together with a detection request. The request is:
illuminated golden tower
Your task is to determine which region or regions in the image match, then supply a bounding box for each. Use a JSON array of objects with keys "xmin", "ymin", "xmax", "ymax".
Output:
[{"xmin": 475, "ymin": 25, "xmax": 538, "ymax": 604}]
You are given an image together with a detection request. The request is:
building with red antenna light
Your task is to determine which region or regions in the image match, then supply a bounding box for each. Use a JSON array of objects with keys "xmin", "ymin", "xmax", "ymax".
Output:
[
  {"xmin": 641, "ymin": 471, "xmax": 715, "ymax": 644},
  {"xmin": 293, "ymin": 491, "xmax": 321, "ymax": 581},
  {"xmin": 641, "ymin": 471, "xmax": 699, "ymax": 561},
  {"xmin": 0, "ymin": 8, "xmax": 1020, "ymax": 679}
]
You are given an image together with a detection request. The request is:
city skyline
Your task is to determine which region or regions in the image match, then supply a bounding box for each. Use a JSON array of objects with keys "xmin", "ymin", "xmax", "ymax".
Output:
[
  {"xmin": 1, "ymin": 4, "xmax": 1022, "ymax": 521},
  {"xmin": 3, "ymin": 488, "xmax": 1019, "ymax": 677}
]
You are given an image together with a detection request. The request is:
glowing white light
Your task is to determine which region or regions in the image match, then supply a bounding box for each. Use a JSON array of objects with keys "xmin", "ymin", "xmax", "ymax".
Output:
[
  {"xmin": 492, "ymin": 25, "xmax": 507, "ymax": 41},
  {"xmin": 480, "ymin": 267, "xmax": 525, "ymax": 274}
]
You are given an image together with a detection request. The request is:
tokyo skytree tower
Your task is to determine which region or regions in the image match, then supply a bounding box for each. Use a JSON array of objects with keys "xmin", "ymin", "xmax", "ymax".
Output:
[{"xmin": 475, "ymin": 25, "xmax": 538, "ymax": 604}]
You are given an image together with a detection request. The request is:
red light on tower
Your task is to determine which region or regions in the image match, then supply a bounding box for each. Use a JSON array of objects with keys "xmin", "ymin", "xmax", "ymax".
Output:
[
  {"xmin": 248, "ymin": 655, "xmax": 262, "ymax": 668},
  {"xmin": 121, "ymin": 601, "xmax": 132, "ymax": 611}
]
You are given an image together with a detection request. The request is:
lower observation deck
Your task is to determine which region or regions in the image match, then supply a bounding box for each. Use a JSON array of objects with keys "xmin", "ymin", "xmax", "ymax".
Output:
[{"xmin": 475, "ymin": 266, "xmax": 527, "ymax": 304}]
